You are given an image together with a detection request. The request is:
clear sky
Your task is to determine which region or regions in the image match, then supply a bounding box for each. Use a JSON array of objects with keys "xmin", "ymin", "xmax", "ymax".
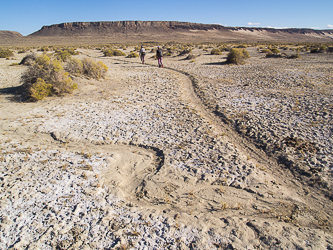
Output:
[{"xmin": 1, "ymin": 0, "xmax": 332, "ymax": 36}]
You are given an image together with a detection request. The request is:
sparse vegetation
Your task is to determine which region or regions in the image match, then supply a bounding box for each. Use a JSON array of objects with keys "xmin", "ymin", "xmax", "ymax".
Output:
[
  {"xmin": 0, "ymin": 49, "xmax": 14, "ymax": 58},
  {"xmin": 127, "ymin": 52, "xmax": 139, "ymax": 58},
  {"xmin": 65, "ymin": 58, "xmax": 84, "ymax": 76},
  {"xmin": 226, "ymin": 48, "xmax": 250, "ymax": 65},
  {"xmin": 20, "ymin": 55, "xmax": 78, "ymax": 101},
  {"xmin": 103, "ymin": 49, "xmax": 126, "ymax": 57},
  {"xmin": 81, "ymin": 58, "xmax": 108, "ymax": 80},
  {"xmin": 19, "ymin": 54, "xmax": 37, "ymax": 65},
  {"xmin": 178, "ymin": 49, "xmax": 192, "ymax": 56},
  {"xmin": 210, "ymin": 48, "xmax": 222, "ymax": 55}
]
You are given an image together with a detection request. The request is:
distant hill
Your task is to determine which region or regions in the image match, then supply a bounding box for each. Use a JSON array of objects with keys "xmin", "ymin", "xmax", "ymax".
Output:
[{"xmin": 0, "ymin": 31, "xmax": 23, "ymax": 38}]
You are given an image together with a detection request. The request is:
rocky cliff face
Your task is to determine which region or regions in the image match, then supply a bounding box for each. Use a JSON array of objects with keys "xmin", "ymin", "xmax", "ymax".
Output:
[
  {"xmin": 28, "ymin": 21, "xmax": 228, "ymax": 37},
  {"xmin": 28, "ymin": 21, "xmax": 333, "ymax": 37}
]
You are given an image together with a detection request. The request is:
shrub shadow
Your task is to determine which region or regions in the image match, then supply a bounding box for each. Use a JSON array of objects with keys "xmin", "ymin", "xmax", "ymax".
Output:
[
  {"xmin": 0, "ymin": 85, "xmax": 27, "ymax": 102},
  {"xmin": 203, "ymin": 61, "xmax": 228, "ymax": 66}
]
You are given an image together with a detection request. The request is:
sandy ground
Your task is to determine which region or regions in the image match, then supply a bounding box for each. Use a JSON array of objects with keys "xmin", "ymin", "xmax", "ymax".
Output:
[{"xmin": 0, "ymin": 47, "xmax": 333, "ymax": 249}]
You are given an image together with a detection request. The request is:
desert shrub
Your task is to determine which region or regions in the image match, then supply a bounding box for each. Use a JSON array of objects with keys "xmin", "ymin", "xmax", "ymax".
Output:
[
  {"xmin": 20, "ymin": 55, "xmax": 77, "ymax": 101},
  {"xmin": 82, "ymin": 58, "xmax": 108, "ymax": 80},
  {"xmin": 114, "ymin": 49, "xmax": 126, "ymax": 56},
  {"xmin": 226, "ymin": 48, "xmax": 250, "ymax": 65},
  {"xmin": 261, "ymin": 49, "xmax": 271, "ymax": 54},
  {"xmin": 29, "ymin": 78, "xmax": 53, "ymax": 100},
  {"xmin": 265, "ymin": 48, "xmax": 282, "ymax": 58},
  {"xmin": 19, "ymin": 54, "xmax": 37, "ymax": 65},
  {"xmin": 271, "ymin": 48, "xmax": 280, "ymax": 54},
  {"xmin": 38, "ymin": 46, "xmax": 50, "ymax": 52},
  {"xmin": 288, "ymin": 53, "xmax": 301, "ymax": 59},
  {"xmin": 211, "ymin": 48, "xmax": 222, "ymax": 55},
  {"xmin": 103, "ymin": 49, "xmax": 126, "ymax": 57},
  {"xmin": 55, "ymin": 50, "xmax": 72, "ymax": 61},
  {"xmin": 0, "ymin": 49, "xmax": 14, "ymax": 58},
  {"xmin": 178, "ymin": 49, "xmax": 192, "ymax": 56},
  {"xmin": 52, "ymin": 71, "xmax": 77, "ymax": 95},
  {"xmin": 127, "ymin": 52, "xmax": 139, "ymax": 58},
  {"xmin": 65, "ymin": 58, "xmax": 84, "ymax": 76},
  {"xmin": 220, "ymin": 46, "xmax": 231, "ymax": 52},
  {"xmin": 185, "ymin": 53, "xmax": 198, "ymax": 60},
  {"xmin": 18, "ymin": 48, "xmax": 27, "ymax": 54},
  {"xmin": 103, "ymin": 49, "xmax": 113, "ymax": 57}
]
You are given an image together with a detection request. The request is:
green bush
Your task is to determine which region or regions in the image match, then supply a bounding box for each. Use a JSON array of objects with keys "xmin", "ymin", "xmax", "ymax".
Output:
[
  {"xmin": 210, "ymin": 48, "xmax": 222, "ymax": 55},
  {"xmin": 127, "ymin": 52, "xmax": 139, "ymax": 58},
  {"xmin": 0, "ymin": 49, "xmax": 14, "ymax": 58},
  {"xmin": 20, "ymin": 55, "xmax": 77, "ymax": 101},
  {"xmin": 226, "ymin": 48, "xmax": 250, "ymax": 65}
]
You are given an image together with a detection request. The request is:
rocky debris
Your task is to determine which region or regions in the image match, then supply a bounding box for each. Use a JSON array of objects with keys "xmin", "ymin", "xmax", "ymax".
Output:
[
  {"xmin": 173, "ymin": 48, "xmax": 333, "ymax": 191},
  {"xmin": 1, "ymin": 48, "xmax": 333, "ymax": 249}
]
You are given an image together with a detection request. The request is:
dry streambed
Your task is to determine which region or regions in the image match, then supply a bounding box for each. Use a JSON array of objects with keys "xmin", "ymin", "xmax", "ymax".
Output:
[{"xmin": 0, "ymin": 49, "xmax": 333, "ymax": 249}]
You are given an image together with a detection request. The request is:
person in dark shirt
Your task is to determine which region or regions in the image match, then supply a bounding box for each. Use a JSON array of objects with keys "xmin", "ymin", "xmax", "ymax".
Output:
[{"xmin": 156, "ymin": 46, "xmax": 163, "ymax": 68}]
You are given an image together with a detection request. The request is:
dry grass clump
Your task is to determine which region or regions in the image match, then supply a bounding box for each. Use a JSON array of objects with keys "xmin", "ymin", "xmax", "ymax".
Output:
[
  {"xmin": 20, "ymin": 55, "xmax": 77, "ymax": 101},
  {"xmin": 127, "ymin": 52, "xmax": 139, "ymax": 58},
  {"xmin": 65, "ymin": 57, "xmax": 108, "ymax": 80},
  {"xmin": 210, "ymin": 48, "xmax": 222, "ymax": 55},
  {"xmin": 310, "ymin": 45, "xmax": 326, "ymax": 53},
  {"xmin": 0, "ymin": 49, "xmax": 14, "ymax": 58},
  {"xmin": 81, "ymin": 58, "xmax": 108, "ymax": 80},
  {"xmin": 185, "ymin": 53, "xmax": 199, "ymax": 60},
  {"xmin": 103, "ymin": 49, "xmax": 126, "ymax": 57},
  {"xmin": 178, "ymin": 49, "xmax": 192, "ymax": 56},
  {"xmin": 65, "ymin": 58, "xmax": 84, "ymax": 76},
  {"xmin": 19, "ymin": 54, "xmax": 37, "ymax": 66},
  {"xmin": 226, "ymin": 48, "xmax": 250, "ymax": 65},
  {"xmin": 55, "ymin": 48, "xmax": 79, "ymax": 62}
]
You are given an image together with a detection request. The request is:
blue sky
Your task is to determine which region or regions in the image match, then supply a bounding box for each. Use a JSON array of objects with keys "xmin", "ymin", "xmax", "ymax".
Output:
[{"xmin": 1, "ymin": 0, "xmax": 332, "ymax": 36}]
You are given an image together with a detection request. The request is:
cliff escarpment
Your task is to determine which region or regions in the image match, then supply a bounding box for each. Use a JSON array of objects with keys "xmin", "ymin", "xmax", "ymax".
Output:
[{"xmin": 28, "ymin": 21, "xmax": 228, "ymax": 36}]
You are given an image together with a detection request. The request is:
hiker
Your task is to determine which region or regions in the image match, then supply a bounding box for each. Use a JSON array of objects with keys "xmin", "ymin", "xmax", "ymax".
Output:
[
  {"xmin": 156, "ymin": 46, "xmax": 163, "ymax": 68},
  {"xmin": 139, "ymin": 45, "xmax": 146, "ymax": 64}
]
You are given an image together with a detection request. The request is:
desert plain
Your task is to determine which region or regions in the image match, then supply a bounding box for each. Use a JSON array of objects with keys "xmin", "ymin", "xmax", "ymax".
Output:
[{"xmin": 0, "ymin": 44, "xmax": 333, "ymax": 249}]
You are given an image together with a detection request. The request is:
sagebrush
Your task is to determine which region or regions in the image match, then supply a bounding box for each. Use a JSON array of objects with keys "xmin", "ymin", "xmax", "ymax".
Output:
[{"xmin": 226, "ymin": 48, "xmax": 250, "ymax": 65}]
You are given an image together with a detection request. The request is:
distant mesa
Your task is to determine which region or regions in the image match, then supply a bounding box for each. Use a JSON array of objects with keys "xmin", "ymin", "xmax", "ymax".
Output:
[
  {"xmin": 1, "ymin": 21, "xmax": 333, "ymax": 44},
  {"xmin": 28, "ymin": 21, "xmax": 228, "ymax": 37},
  {"xmin": 26, "ymin": 21, "xmax": 333, "ymax": 42}
]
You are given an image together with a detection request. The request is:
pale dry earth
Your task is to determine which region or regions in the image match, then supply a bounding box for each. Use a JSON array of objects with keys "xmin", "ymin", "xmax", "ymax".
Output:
[{"xmin": 0, "ymin": 47, "xmax": 333, "ymax": 249}]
